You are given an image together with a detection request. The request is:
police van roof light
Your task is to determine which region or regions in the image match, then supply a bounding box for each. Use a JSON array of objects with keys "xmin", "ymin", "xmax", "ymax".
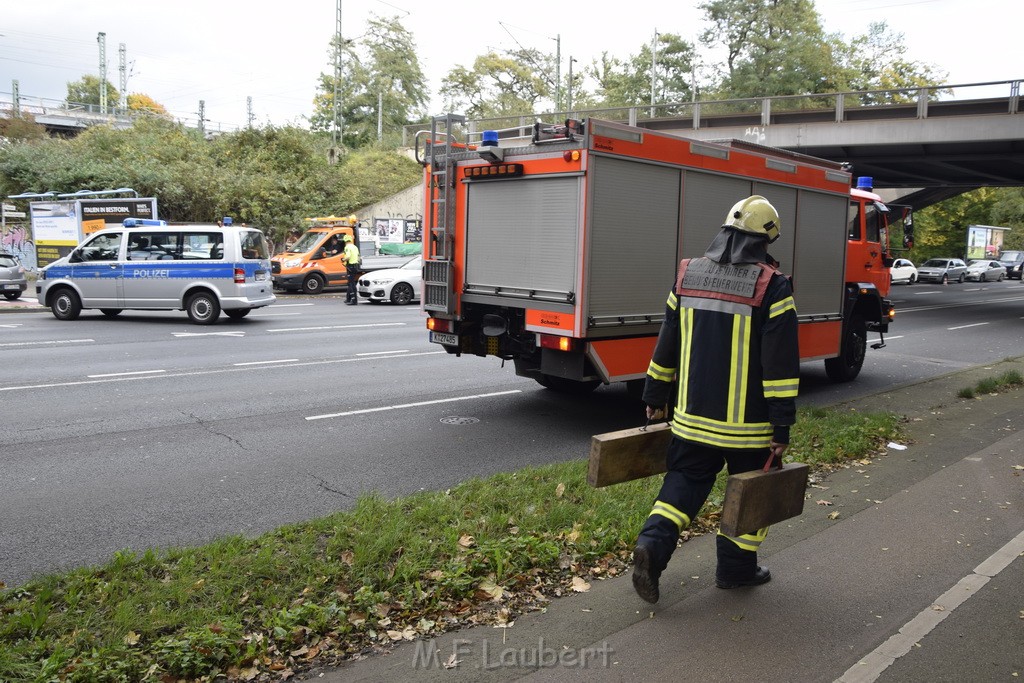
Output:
[
  {"xmin": 223, "ymin": 217, "xmax": 234, "ymax": 226},
  {"xmin": 123, "ymin": 218, "xmax": 167, "ymax": 227}
]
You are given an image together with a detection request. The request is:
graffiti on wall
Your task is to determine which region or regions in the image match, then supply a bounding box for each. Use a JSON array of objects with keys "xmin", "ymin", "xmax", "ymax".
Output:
[{"xmin": 1, "ymin": 223, "xmax": 37, "ymax": 272}]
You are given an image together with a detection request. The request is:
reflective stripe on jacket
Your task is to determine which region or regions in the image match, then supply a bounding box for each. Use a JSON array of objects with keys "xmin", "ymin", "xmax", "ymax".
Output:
[{"xmin": 643, "ymin": 257, "xmax": 799, "ymax": 449}]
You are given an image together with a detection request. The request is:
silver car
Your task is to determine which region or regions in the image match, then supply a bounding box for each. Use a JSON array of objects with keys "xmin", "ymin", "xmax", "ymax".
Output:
[
  {"xmin": 916, "ymin": 258, "xmax": 967, "ymax": 284},
  {"xmin": 0, "ymin": 252, "xmax": 28, "ymax": 300},
  {"xmin": 964, "ymin": 259, "xmax": 1005, "ymax": 282}
]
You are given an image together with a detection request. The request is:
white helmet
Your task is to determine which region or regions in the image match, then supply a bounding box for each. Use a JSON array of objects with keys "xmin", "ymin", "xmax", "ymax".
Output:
[{"xmin": 723, "ymin": 195, "xmax": 780, "ymax": 243}]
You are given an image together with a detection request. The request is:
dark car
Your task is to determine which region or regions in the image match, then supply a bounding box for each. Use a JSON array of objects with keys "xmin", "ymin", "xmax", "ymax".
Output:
[
  {"xmin": 0, "ymin": 252, "xmax": 28, "ymax": 300},
  {"xmin": 998, "ymin": 250, "xmax": 1024, "ymax": 280}
]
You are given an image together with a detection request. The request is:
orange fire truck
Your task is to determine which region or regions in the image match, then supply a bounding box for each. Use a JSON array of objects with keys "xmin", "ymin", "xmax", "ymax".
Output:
[{"xmin": 418, "ymin": 114, "xmax": 908, "ymax": 393}]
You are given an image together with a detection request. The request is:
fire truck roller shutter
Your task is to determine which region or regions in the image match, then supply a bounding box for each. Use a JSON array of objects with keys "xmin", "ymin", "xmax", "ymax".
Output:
[
  {"xmin": 586, "ymin": 155, "xmax": 680, "ymax": 328},
  {"xmin": 464, "ymin": 176, "xmax": 579, "ymax": 300}
]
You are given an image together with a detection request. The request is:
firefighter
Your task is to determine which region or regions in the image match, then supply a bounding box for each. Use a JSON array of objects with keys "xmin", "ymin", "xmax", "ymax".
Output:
[
  {"xmin": 631, "ymin": 195, "xmax": 799, "ymax": 603},
  {"xmin": 342, "ymin": 233, "xmax": 361, "ymax": 305}
]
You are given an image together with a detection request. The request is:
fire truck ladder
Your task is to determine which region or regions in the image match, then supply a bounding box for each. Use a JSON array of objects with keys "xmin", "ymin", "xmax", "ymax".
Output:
[{"xmin": 422, "ymin": 114, "xmax": 465, "ymax": 314}]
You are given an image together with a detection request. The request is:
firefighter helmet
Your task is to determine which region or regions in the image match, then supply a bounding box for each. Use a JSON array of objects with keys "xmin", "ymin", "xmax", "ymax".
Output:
[{"xmin": 723, "ymin": 195, "xmax": 780, "ymax": 243}]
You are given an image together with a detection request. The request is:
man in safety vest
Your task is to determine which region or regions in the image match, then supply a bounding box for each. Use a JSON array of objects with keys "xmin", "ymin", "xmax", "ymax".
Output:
[
  {"xmin": 631, "ymin": 195, "xmax": 799, "ymax": 603},
  {"xmin": 342, "ymin": 233, "xmax": 361, "ymax": 305}
]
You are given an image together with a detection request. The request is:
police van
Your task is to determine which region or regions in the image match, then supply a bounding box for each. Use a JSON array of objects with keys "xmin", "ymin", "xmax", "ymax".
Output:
[{"xmin": 36, "ymin": 219, "xmax": 275, "ymax": 324}]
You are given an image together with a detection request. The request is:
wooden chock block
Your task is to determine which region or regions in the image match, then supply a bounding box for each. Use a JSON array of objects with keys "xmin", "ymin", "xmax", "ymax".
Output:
[
  {"xmin": 719, "ymin": 463, "xmax": 810, "ymax": 537},
  {"xmin": 587, "ymin": 422, "xmax": 671, "ymax": 488}
]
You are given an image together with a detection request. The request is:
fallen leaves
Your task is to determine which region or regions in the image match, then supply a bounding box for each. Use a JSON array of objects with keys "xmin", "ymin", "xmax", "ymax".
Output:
[{"xmin": 570, "ymin": 576, "xmax": 591, "ymax": 593}]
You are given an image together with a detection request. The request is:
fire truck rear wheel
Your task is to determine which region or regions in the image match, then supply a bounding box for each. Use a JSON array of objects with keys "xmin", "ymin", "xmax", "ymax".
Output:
[
  {"xmin": 535, "ymin": 374, "xmax": 601, "ymax": 394},
  {"xmin": 824, "ymin": 314, "xmax": 866, "ymax": 382}
]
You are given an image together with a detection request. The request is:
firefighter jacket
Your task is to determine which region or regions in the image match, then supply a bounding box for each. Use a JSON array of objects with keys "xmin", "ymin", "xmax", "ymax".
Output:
[{"xmin": 642, "ymin": 256, "xmax": 799, "ymax": 449}]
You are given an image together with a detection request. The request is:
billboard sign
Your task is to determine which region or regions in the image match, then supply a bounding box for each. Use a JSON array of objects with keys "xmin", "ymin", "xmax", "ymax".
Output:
[{"xmin": 30, "ymin": 197, "xmax": 158, "ymax": 268}]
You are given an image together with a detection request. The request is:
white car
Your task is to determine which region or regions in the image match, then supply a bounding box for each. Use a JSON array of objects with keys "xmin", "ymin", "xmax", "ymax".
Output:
[
  {"xmin": 357, "ymin": 256, "xmax": 422, "ymax": 305},
  {"xmin": 964, "ymin": 259, "xmax": 1005, "ymax": 282},
  {"xmin": 889, "ymin": 258, "xmax": 917, "ymax": 284}
]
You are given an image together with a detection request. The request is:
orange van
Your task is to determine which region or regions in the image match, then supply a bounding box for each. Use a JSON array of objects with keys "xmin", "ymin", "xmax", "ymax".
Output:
[{"xmin": 271, "ymin": 216, "xmax": 361, "ymax": 294}]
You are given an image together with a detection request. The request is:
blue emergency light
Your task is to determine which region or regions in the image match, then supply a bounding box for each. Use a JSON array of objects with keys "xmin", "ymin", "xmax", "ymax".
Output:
[
  {"xmin": 481, "ymin": 130, "xmax": 499, "ymax": 147},
  {"xmin": 223, "ymin": 217, "xmax": 233, "ymax": 226},
  {"xmin": 856, "ymin": 176, "xmax": 874, "ymax": 191},
  {"xmin": 123, "ymin": 218, "xmax": 167, "ymax": 227}
]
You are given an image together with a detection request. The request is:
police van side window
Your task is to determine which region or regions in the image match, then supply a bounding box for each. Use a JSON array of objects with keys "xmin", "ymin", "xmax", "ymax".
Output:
[
  {"xmin": 181, "ymin": 232, "xmax": 223, "ymax": 260},
  {"xmin": 78, "ymin": 233, "xmax": 123, "ymax": 262},
  {"xmin": 128, "ymin": 231, "xmax": 181, "ymax": 260},
  {"xmin": 240, "ymin": 231, "xmax": 268, "ymax": 260}
]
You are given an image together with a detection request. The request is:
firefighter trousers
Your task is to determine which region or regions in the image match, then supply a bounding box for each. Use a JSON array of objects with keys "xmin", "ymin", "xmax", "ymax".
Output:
[{"xmin": 636, "ymin": 437, "xmax": 773, "ymax": 582}]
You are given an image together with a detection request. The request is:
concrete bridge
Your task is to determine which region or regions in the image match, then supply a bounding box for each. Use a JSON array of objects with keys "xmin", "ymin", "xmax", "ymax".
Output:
[{"xmin": 410, "ymin": 79, "xmax": 1023, "ymax": 210}]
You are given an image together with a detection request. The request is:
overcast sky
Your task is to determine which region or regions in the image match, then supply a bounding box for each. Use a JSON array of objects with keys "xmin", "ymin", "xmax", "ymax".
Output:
[{"xmin": 1, "ymin": 0, "xmax": 1017, "ymax": 131}]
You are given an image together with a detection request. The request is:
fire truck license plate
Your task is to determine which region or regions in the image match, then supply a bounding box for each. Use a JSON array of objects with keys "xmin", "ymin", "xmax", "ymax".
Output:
[{"xmin": 429, "ymin": 332, "xmax": 459, "ymax": 346}]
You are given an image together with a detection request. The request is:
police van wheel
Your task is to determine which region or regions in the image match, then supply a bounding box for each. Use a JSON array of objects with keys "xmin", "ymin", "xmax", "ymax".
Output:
[
  {"xmin": 824, "ymin": 314, "xmax": 866, "ymax": 382},
  {"xmin": 100, "ymin": 309, "xmax": 122, "ymax": 318},
  {"xmin": 225, "ymin": 309, "xmax": 251, "ymax": 319},
  {"xmin": 51, "ymin": 289, "xmax": 82, "ymax": 321},
  {"xmin": 186, "ymin": 292, "xmax": 221, "ymax": 325},
  {"xmin": 3, "ymin": 292, "xmax": 19, "ymax": 301},
  {"xmin": 302, "ymin": 274, "xmax": 325, "ymax": 295}
]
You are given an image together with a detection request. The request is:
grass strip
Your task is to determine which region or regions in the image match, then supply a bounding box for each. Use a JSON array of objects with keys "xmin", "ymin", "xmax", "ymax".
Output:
[
  {"xmin": 957, "ymin": 369, "xmax": 1024, "ymax": 399},
  {"xmin": 0, "ymin": 407, "xmax": 902, "ymax": 682}
]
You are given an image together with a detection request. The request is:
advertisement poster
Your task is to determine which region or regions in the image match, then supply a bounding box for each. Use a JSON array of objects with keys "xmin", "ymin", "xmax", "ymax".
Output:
[
  {"xmin": 966, "ymin": 225, "xmax": 1006, "ymax": 260},
  {"xmin": 30, "ymin": 197, "xmax": 158, "ymax": 269}
]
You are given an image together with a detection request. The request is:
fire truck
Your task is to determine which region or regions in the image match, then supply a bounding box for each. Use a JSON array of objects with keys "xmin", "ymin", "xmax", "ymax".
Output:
[{"xmin": 417, "ymin": 114, "xmax": 906, "ymax": 394}]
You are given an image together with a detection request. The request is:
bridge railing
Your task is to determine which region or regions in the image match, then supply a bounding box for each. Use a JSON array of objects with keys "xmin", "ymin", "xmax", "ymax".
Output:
[
  {"xmin": 0, "ymin": 94, "xmax": 239, "ymax": 136},
  {"xmin": 401, "ymin": 78, "xmax": 1022, "ymax": 146}
]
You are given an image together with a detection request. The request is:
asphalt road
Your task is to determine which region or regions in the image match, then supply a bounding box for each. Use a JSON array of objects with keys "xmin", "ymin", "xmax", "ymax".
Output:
[{"xmin": 2, "ymin": 279, "xmax": 1024, "ymax": 586}]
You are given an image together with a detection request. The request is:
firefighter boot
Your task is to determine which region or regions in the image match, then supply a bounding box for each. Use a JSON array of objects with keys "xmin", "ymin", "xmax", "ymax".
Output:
[
  {"xmin": 714, "ymin": 533, "xmax": 771, "ymax": 589},
  {"xmin": 631, "ymin": 543, "xmax": 661, "ymax": 604}
]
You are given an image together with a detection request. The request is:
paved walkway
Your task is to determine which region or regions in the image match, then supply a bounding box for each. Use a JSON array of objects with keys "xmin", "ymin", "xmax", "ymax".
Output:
[{"xmin": 307, "ymin": 357, "xmax": 1024, "ymax": 682}]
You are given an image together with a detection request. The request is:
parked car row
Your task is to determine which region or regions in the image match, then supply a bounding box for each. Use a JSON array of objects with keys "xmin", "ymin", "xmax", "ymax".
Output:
[{"xmin": 891, "ymin": 255, "xmax": 1024, "ymax": 285}]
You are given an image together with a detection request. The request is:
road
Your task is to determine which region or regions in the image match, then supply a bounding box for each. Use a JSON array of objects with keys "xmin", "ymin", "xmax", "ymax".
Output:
[{"xmin": 2, "ymin": 279, "xmax": 1023, "ymax": 586}]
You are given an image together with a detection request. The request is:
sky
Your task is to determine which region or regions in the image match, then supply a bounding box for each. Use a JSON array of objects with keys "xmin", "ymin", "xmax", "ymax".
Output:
[{"xmin": 1, "ymin": 0, "xmax": 1018, "ymax": 132}]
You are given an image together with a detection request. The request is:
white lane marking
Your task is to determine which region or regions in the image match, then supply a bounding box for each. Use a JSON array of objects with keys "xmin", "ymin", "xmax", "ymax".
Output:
[
  {"xmin": 899, "ymin": 295, "xmax": 1024, "ymax": 313},
  {"xmin": 173, "ymin": 331, "xmax": 245, "ymax": 337},
  {"xmin": 306, "ymin": 390, "xmax": 523, "ymax": 421},
  {"xmin": 882, "ymin": 335, "xmax": 904, "ymax": 341},
  {"xmin": 267, "ymin": 322, "xmax": 405, "ymax": 333},
  {"xmin": 834, "ymin": 529, "xmax": 1024, "ymax": 683},
  {"xmin": 233, "ymin": 359, "xmax": 299, "ymax": 366},
  {"xmin": 0, "ymin": 338, "xmax": 94, "ymax": 347},
  {"xmin": 0, "ymin": 323, "xmax": 24, "ymax": 328},
  {"xmin": 249, "ymin": 312, "xmax": 302, "ymax": 317},
  {"xmin": 0, "ymin": 350, "xmax": 443, "ymax": 393},
  {"xmin": 87, "ymin": 369, "xmax": 166, "ymax": 378},
  {"xmin": 267, "ymin": 303, "xmax": 315, "ymax": 308},
  {"xmin": 914, "ymin": 291, "xmax": 942, "ymax": 294},
  {"xmin": 947, "ymin": 322, "xmax": 989, "ymax": 330},
  {"xmin": 357, "ymin": 350, "xmax": 408, "ymax": 356}
]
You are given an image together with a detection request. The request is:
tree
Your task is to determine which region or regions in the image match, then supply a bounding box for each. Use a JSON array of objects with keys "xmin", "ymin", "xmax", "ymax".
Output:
[
  {"xmin": 126, "ymin": 93, "xmax": 170, "ymax": 117},
  {"xmin": 0, "ymin": 113, "xmax": 47, "ymax": 142},
  {"xmin": 838, "ymin": 22, "xmax": 948, "ymax": 103},
  {"xmin": 0, "ymin": 117, "xmax": 421, "ymax": 248},
  {"xmin": 66, "ymin": 75, "xmax": 120, "ymax": 108},
  {"xmin": 699, "ymin": 0, "xmax": 841, "ymax": 99},
  {"xmin": 587, "ymin": 33, "xmax": 696, "ymax": 109},
  {"xmin": 312, "ymin": 14, "xmax": 428, "ymax": 149},
  {"xmin": 910, "ymin": 189, "xmax": 999, "ymax": 262},
  {"xmin": 440, "ymin": 51, "xmax": 551, "ymax": 120}
]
